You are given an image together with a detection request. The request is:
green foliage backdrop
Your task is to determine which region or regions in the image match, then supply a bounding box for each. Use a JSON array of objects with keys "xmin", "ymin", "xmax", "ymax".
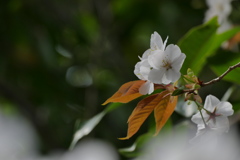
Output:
[{"xmin": 0, "ymin": 0, "xmax": 239, "ymax": 157}]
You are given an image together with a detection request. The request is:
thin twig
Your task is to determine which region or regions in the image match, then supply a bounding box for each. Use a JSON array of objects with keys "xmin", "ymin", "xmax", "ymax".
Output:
[
  {"xmin": 201, "ymin": 62, "xmax": 240, "ymax": 87},
  {"xmin": 194, "ymin": 101, "xmax": 208, "ymax": 128}
]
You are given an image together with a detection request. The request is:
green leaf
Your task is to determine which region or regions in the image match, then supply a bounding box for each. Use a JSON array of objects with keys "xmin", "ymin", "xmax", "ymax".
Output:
[
  {"xmin": 69, "ymin": 103, "xmax": 122, "ymax": 150},
  {"xmin": 178, "ymin": 17, "xmax": 219, "ymax": 75},
  {"xmin": 232, "ymin": 102, "xmax": 240, "ymax": 112},
  {"xmin": 172, "ymin": 88, "xmax": 184, "ymax": 96},
  {"xmin": 209, "ymin": 50, "xmax": 240, "ymax": 84},
  {"xmin": 178, "ymin": 17, "xmax": 240, "ymax": 76},
  {"xmin": 210, "ymin": 59, "xmax": 240, "ymax": 84}
]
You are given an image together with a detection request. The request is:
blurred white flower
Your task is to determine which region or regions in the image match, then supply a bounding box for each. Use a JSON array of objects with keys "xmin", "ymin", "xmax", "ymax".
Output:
[
  {"xmin": 62, "ymin": 139, "xmax": 119, "ymax": 160},
  {"xmin": 175, "ymin": 99, "xmax": 198, "ymax": 117},
  {"xmin": 204, "ymin": 0, "xmax": 233, "ymax": 33},
  {"xmin": 32, "ymin": 139, "xmax": 119, "ymax": 160},
  {"xmin": 189, "ymin": 124, "xmax": 220, "ymax": 144},
  {"xmin": 191, "ymin": 95, "xmax": 234, "ymax": 133},
  {"xmin": 204, "ymin": 0, "xmax": 232, "ymax": 24},
  {"xmin": 138, "ymin": 128, "xmax": 240, "ymax": 160},
  {"xmin": 148, "ymin": 44, "xmax": 186, "ymax": 84},
  {"xmin": 0, "ymin": 109, "xmax": 38, "ymax": 160},
  {"xmin": 217, "ymin": 19, "xmax": 233, "ymax": 33}
]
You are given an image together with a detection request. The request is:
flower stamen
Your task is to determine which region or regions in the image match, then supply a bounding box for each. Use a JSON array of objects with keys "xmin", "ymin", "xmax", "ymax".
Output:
[{"xmin": 162, "ymin": 59, "xmax": 172, "ymax": 70}]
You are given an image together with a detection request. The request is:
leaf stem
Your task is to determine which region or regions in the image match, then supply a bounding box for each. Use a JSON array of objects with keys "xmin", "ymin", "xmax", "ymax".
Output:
[{"xmin": 201, "ymin": 62, "xmax": 240, "ymax": 87}]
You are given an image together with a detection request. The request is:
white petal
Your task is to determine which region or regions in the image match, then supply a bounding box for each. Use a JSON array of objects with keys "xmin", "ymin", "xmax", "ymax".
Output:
[
  {"xmin": 151, "ymin": 31, "xmax": 164, "ymax": 50},
  {"xmin": 165, "ymin": 69, "xmax": 181, "ymax": 83},
  {"xmin": 204, "ymin": 95, "xmax": 220, "ymax": 112},
  {"xmin": 139, "ymin": 60, "xmax": 151, "ymax": 79},
  {"xmin": 171, "ymin": 53, "xmax": 186, "ymax": 71},
  {"xmin": 134, "ymin": 59, "xmax": 151, "ymax": 80},
  {"xmin": 191, "ymin": 112, "xmax": 203, "ymax": 125},
  {"xmin": 134, "ymin": 62, "xmax": 143, "ymax": 79},
  {"xmin": 191, "ymin": 110, "xmax": 209, "ymax": 125},
  {"xmin": 141, "ymin": 49, "xmax": 151, "ymax": 59},
  {"xmin": 164, "ymin": 44, "xmax": 182, "ymax": 63},
  {"xmin": 161, "ymin": 73, "xmax": 171, "ymax": 84},
  {"xmin": 162, "ymin": 36, "xmax": 169, "ymax": 51},
  {"xmin": 148, "ymin": 68, "xmax": 166, "ymax": 84},
  {"xmin": 139, "ymin": 81, "xmax": 154, "ymax": 95},
  {"xmin": 216, "ymin": 102, "xmax": 234, "ymax": 116},
  {"xmin": 148, "ymin": 50, "xmax": 165, "ymax": 70},
  {"xmin": 208, "ymin": 116, "xmax": 229, "ymax": 132}
]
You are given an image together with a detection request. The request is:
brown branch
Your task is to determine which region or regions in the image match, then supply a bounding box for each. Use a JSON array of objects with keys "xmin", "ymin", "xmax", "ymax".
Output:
[{"xmin": 201, "ymin": 62, "xmax": 240, "ymax": 87}]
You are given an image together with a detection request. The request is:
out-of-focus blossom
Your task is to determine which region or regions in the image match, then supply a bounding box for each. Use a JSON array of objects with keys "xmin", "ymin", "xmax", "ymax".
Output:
[
  {"xmin": 62, "ymin": 139, "xmax": 119, "ymax": 160},
  {"xmin": 189, "ymin": 124, "xmax": 222, "ymax": 144},
  {"xmin": 0, "ymin": 109, "xmax": 38, "ymax": 160},
  {"xmin": 175, "ymin": 99, "xmax": 198, "ymax": 117},
  {"xmin": 204, "ymin": 0, "xmax": 233, "ymax": 33},
  {"xmin": 204, "ymin": 0, "xmax": 232, "ymax": 24},
  {"xmin": 191, "ymin": 95, "xmax": 234, "ymax": 133},
  {"xmin": 138, "ymin": 128, "xmax": 240, "ymax": 160}
]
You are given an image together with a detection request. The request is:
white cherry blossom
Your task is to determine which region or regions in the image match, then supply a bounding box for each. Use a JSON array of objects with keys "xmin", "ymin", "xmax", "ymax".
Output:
[
  {"xmin": 148, "ymin": 44, "xmax": 186, "ymax": 84},
  {"xmin": 134, "ymin": 31, "xmax": 186, "ymax": 94},
  {"xmin": 191, "ymin": 95, "xmax": 234, "ymax": 133},
  {"xmin": 134, "ymin": 31, "xmax": 168, "ymax": 95}
]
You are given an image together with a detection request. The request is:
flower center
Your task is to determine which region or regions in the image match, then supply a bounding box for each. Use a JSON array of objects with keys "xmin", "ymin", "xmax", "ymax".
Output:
[
  {"xmin": 206, "ymin": 107, "xmax": 222, "ymax": 124},
  {"xmin": 162, "ymin": 59, "xmax": 172, "ymax": 70}
]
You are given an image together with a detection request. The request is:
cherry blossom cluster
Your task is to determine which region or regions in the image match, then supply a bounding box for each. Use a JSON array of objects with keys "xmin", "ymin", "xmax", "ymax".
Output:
[
  {"xmin": 134, "ymin": 32, "xmax": 186, "ymax": 95},
  {"xmin": 134, "ymin": 31, "xmax": 234, "ymax": 142}
]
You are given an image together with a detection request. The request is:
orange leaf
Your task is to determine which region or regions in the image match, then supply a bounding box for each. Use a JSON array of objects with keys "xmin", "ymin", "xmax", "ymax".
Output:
[
  {"xmin": 227, "ymin": 32, "xmax": 240, "ymax": 50},
  {"xmin": 119, "ymin": 90, "xmax": 169, "ymax": 140},
  {"xmin": 102, "ymin": 80, "xmax": 145, "ymax": 105},
  {"xmin": 154, "ymin": 95, "xmax": 178, "ymax": 135}
]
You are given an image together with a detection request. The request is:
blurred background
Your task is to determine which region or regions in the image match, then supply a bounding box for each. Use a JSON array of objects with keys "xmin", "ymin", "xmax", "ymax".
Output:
[{"xmin": 0, "ymin": 0, "xmax": 240, "ymax": 159}]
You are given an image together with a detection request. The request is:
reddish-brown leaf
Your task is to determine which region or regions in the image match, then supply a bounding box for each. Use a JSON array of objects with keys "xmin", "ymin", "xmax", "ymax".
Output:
[
  {"xmin": 154, "ymin": 95, "xmax": 178, "ymax": 135},
  {"xmin": 119, "ymin": 90, "xmax": 169, "ymax": 140},
  {"xmin": 102, "ymin": 80, "xmax": 145, "ymax": 105},
  {"xmin": 227, "ymin": 32, "xmax": 240, "ymax": 50}
]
